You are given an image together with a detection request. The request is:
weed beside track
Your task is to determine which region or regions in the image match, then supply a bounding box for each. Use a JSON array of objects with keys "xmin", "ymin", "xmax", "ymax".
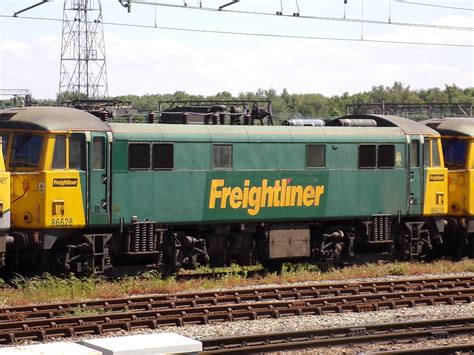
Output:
[{"xmin": 0, "ymin": 259, "xmax": 473, "ymax": 306}]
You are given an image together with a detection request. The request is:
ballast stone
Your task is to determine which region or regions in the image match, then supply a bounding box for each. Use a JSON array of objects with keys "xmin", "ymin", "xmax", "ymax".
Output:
[
  {"xmin": 80, "ymin": 333, "xmax": 202, "ymax": 355},
  {"xmin": 0, "ymin": 342, "xmax": 101, "ymax": 355}
]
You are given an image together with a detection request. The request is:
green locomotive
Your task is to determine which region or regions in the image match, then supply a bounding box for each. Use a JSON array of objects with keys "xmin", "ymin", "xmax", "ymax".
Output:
[{"xmin": 0, "ymin": 107, "xmax": 448, "ymax": 275}]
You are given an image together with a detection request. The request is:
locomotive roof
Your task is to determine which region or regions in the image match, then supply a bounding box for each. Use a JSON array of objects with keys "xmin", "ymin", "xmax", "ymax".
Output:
[
  {"xmin": 335, "ymin": 114, "xmax": 440, "ymax": 136},
  {"xmin": 0, "ymin": 107, "xmax": 441, "ymax": 140},
  {"xmin": 110, "ymin": 113, "xmax": 439, "ymax": 143},
  {"xmin": 109, "ymin": 122, "xmax": 409, "ymax": 143},
  {"xmin": 0, "ymin": 107, "xmax": 110, "ymax": 132},
  {"xmin": 422, "ymin": 117, "xmax": 474, "ymax": 137}
]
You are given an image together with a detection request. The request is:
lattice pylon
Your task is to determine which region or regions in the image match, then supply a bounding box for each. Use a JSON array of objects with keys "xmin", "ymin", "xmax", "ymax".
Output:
[{"xmin": 59, "ymin": 0, "xmax": 108, "ymax": 99}]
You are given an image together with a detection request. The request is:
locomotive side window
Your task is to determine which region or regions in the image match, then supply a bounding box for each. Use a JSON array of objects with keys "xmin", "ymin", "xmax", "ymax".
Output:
[
  {"xmin": 11, "ymin": 134, "xmax": 43, "ymax": 168},
  {"xmin": 52, "ymin": 135, "xmax": 66, "ymax": 169},
  {"xmin": 359, "ymin": 145, "xmax": 376, "ymax": 168},
  {"xmin": 306, "ymin": 145, "xmax": 325, "ymax": 168},
  {"xmin": 423, "ymin": 139, "xmax": 431, "ymax": 167},
  {"xmin": 129, "ymin": 143, "xmax": 150, "ymax": 169},
  {"xmin": 69, "ymin": 134, "xmax": 85, "ymax": 170},
  {"xmin": 442, "ymin": 138, "xmax": 467, "ymax": 169},
  {"xmin": 431, "ymin": 139, "xmax": 441, "ymax": 167},
  {"xmin": 377, "ymin": 145, "xmax": 395, "ymax": 168},
  {"xmin": 152, "ymin": 143, "xmax": 173, "ymax": 170},
  {"xmin": 93, "ymin": 137, "xmax": 105, "ymax": 170},
  {"xmin": 410, "ymin": 141, "xmax": 419, "ymax": 167},
  {"xmin": 212, "ymin": 144, "xmax": 232, "ymax": 169},
  {"xmin": 1, "ymin": 134, "xmax": 8, "ymax": 164}
]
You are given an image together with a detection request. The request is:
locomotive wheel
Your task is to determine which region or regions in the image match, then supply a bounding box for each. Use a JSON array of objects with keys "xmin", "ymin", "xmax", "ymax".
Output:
[
  {"xmin": 206, "ymin": 234, "xmax": 229, "ymax": 267},
  {"xmin": 261, "ymin": 260, "xmax": 283, "ymax": 274},
  {"xmin": 50, "ymin": 237, "xmax": 94, "ymax": 276},
  {"xmin": 468, "ymin": 234, "xmax": 474, "ymax": 258}
]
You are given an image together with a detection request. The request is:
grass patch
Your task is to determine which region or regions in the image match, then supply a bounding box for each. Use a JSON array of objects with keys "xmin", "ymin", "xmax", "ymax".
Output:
[
  {"xmin": 6, "ymin": 273, "xmax": 103, "ymax": 305},
  {"xmin": 0, "ymin": 259, "xmax": 473, "ymax": 306},
  {"xmin": 179, "ymin": 263, "xmax": 263, "ymax": 277},
  {"xmin": 281, "ymin": 262, "xmax": 321, "ymax": 274},
  {"xmin": 388, "ymin": 263, "xmax": 409, "ymax": 276}
]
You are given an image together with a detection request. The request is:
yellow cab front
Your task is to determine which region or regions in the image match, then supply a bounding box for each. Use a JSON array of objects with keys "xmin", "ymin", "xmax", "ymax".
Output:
[{"xmin": 3, "ymin": 131, "xmax": 86, "ymax": 230}]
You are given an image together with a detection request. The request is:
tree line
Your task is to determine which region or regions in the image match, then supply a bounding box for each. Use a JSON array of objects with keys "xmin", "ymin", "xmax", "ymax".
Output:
[
  {"xmin": 112, "ymin": 82, "xmax": 473, "ymax": 118},
  {"xmin": 4, "ymin": 82, "xmax": 473, "ymax": 119}
]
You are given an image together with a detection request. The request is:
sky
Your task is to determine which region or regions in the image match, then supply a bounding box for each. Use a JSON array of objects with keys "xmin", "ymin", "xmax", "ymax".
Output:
[{"xmin": 0, "ymin": 0, "xmax": 473, "ymax": 99}]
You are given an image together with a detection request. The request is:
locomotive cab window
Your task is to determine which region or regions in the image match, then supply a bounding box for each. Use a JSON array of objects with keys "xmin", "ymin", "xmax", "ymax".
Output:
[
  {"xmin": 129, "ymin": 143, "xmax": 150, "ymax": 170},
  {"xmin": 11, "ymin": 134, "xmax": 43, "ymax": 168},
  {"xmin": 359, "ymin": 145, "xmax": 376, "ymax": 168},
  {"xmin": 423, "ymin": 139, "xmax": 431, "ymax": 167},
  {"xmin": 52, "ymin": 135, "xmax": 66, "ymax": 169},
  {"xmin": 92, "ymin": 137, "xmax": 105, "ymax": 170},
  {"xmin": 152, "ymin": 143, "xmax": 173, "ymax": 170},
  {"xmin": 1, "ymin": 134, "xmax": 8, "ymax": 164},
  {"xmin": 306, "ymin": 145, "xmax": 325, "ymax": 168},
  {"xmin": 377, "ymin": 145, "xmax": 395, "ymax": 168},
  {"xmin": 431, "ymin": 139, "xmax": 441, "ymax": 167},
  {"xmin": 410, "ymin": 141, "xmax": 420, "ymax": 167},
  {"xmin": 212, "ymin": 144, "xmax": 232, "ymax": 169},
  {"xmin": 69, "ymin": 134, "xmax": 85, "ymax": 170},
  {"xmin": 442, "ymin": 138, "xmax": 467, "ymax": 169}
]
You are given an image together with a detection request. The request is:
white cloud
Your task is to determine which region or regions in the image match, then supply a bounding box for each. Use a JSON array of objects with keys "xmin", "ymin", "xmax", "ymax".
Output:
[
  {"xmin": 371, "ymin": 62, "xmax": 470, "ymax": 89},
  {"xmin": 105, "ymin": 34, "xmax": 372, "ymax": 96},
  {"xmin": 371, "ymin": 15, "xmax": 473, "ymax": 45},
  {"xmin": 0, "ymin": 36, "xmax": 61, "ymax": 97},
  {"xmin": 1, "ymin": 40, "xmax": 33, "ymax": 66},
  {"xmin": 1, "ymin": 15, "xmax": 472, "ymax": 98}
]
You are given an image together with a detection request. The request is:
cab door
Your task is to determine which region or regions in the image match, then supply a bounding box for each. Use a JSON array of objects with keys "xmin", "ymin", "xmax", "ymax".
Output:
[
  {"xmin": 88, "ymin": 132, "xmax": 111, "ymax": 226},
  {"xmin": 408, "ymin": 137, "xmax": 423, "ymax": 215}
]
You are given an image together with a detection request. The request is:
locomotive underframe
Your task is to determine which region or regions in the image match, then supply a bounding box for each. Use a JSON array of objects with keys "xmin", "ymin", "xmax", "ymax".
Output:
[{"xmin": 3, "ymin": 214, "xmax": 470, "ymax": 276}]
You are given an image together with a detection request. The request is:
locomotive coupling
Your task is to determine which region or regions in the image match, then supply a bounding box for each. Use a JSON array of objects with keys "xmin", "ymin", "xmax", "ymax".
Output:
[
  {"xmin": 2, "ymin": 232, "xmax": 28, "ymax": 250},
  {"xmin": 0, "ymin": 234, "xmax": 14, "ymax": 249},
  {"xmin": 0, "ymin": 235, "xmax": 13, "ymax": 267}
]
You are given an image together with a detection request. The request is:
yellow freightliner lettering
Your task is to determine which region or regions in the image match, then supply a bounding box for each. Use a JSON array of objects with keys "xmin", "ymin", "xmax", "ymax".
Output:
[{"xmin": 209, "ymin": 179, "xmax": 325, "ymax": 216}]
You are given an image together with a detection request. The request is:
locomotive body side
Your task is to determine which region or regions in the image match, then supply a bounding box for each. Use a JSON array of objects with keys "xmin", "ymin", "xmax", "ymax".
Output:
[{"xmin": 109, "ymin": 124, "xmax": 410, "ymax": 224}]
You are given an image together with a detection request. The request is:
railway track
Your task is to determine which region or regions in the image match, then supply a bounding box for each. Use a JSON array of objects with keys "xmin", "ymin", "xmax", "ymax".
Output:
[
  {"xmin": 375, "ymin": 343, "xmax": 474, "ymax": 354},
  {"xmin": 1, "ymin": 275, "xmax": 472, "ymax": 322},
  {"xmin": 0, "ymin": 276, "xmax": 473, "ymax": 344},
  {"xmin": 200, "ymin": 317, "xmax": 474, "ymax": 353}
]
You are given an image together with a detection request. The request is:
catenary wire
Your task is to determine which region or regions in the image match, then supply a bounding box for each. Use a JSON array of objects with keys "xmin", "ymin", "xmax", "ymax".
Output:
[
  {"xmin": 0, "ymin": 14, "xmax": 472, "ymax": 48},
  {"xmin": 129, "ymin": 1, "xmax": 474, "ymax": 32},
  {"xmin": 394, "ymin": 0, "xmax": 474, "ymax": 12}
]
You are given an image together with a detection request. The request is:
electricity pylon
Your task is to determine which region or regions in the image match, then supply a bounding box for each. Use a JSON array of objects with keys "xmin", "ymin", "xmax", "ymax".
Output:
[{"xmin": 59, "ymin": 0, "xmax": 108, "ymax": 99}]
